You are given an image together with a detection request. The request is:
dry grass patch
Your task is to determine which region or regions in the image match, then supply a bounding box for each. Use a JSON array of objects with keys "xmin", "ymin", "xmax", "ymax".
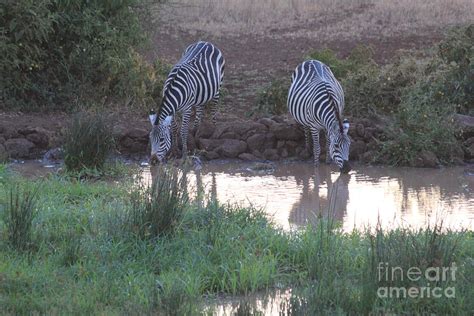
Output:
[{"xmin": 156, "ymin": 0, "xmax": 474, "ymax": 39}]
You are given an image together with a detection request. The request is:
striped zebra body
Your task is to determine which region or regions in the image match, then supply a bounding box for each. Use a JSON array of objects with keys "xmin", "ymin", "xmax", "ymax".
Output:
[
  {"xmin": 288, "ymin": 60, "xmax": 351, "ymax": 173},
  {"xmin": 149, "ymin": 41, "xmax": 225, "ymax": 163}
]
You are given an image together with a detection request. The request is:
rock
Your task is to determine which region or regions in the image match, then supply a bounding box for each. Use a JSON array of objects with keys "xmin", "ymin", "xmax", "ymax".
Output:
[
  {"xmin": 219, "ymin": 132, "xmax": 240, "ymax": 139},
  {"xmin": 43, "ymin": 147, "xmax": 64, "ymax": 162},
  {"xmin": 258, "ymin": 118, "xmax": 275, "ymax": 128},
  {"xmin": 217, "ymin": 139, "xmax": 247, "ymax": 158},
  {"xmin": 120, "ymin": 136, "xmax": 148, "ymax": 153},
  {"xmin": 263, "ymin": 133, "xmax": 277, "ymax": 149},
  {"xmin": 349, "ymin": 140, "xmax": 367, "ymax": 160},
  {"xmin": 238, "ymin": 153, "xmax": 258, "ymax": 161},
  {"xmin": 0, "ymin": 144, "xmax": 7, "ymax": 162},
  {"xmin": 298, "ymin": 148, "xmax": 311, "ymax": 159},
  {"xmin": 413, "ymin": 151, "xmax": 440, "ymax": 168},
  {"xmin": 197, "ymin": 138, "xmax": 224, "ymax": 152},
  {"xmin": 271, "ymin": 115, "xmax": 285, "ymax": 123},
  {"xmin": 124, "ymin": 128, "xmax": 148, "ymax": 140},
  {"xmin": 196, "ymin": 121, "xmax": 215, "ymax": 139},
  {"xmin": 26, "ymin": 132, "xmax": 49, "ymax": 148},
  {"xmin": 263, "ymin": 148, "xmax": 280, "ymax": 160},
  {"xmin": 231, "ymin": 122, "xmax": 267, "ymax": 136},
  {"xmin": 454, "ymin": 114, "xmax": 474, "ymax": 139},
  {"xmin": 247, "ymin": 134, "xmax": 266, "ymax": 152},
  {"xmin": 270, "ymin": 123, "xmax": 304, "ymax": 141},
  {"xmin": 464, "ymin": 143, "xmax": 474, "ymax": 159},
  {"xmin": 210, "ymin": 124, "xmax": 228, "ymax": 139},
  {"xmin": 284, "ymin": 141, "xmax": 299, "ymax": 156},
  {"xmin": 5, "ymin": 138, "xmax": 35, "ymax": 158},
  {"xmin": 18, "ymin": 126, "xmax": 47, "ymax": 136},
  {"xmin": 16, "ymin": 127, "xmax": 50, "ymax": 148},
  {"xmin": 203, "ymin": 150, "xmax": 220, "ymax": 160},
  {"xmin": 252, "ymin": 150, "xmax": 264, "ymax": 159}
]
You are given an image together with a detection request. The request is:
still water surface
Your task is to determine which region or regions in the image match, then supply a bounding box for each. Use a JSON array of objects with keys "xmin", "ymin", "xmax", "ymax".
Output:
[
  {"xmin": 10, "ymin": 160, "xmax": 474, "ymax": 231},
  {"xmin": 142, "ymin": 161, "xmax": 474, "ymax": 231}
]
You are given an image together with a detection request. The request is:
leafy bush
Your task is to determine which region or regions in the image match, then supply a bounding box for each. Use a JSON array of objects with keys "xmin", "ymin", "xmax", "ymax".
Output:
[
  {"xmin": 2, "ymin": 183, "xmax": 39, "ymax": 251},
  {"xmin": 0, "ymin": 0, "xmax": 152, "ymax": 110},
  {"xmin": 254, "ymin": 78, "xmax": 290, "ymax": 116},
  {"xmin": 437, "ymin": 24, "xmax": 474, "ymax": 115},
  {"xmin": 63, "ymin": 111, "xmax": 115, "ymax": 172},
  {"xmin": 307, "ymin": 45, "xmax": 375, "ymax": 79},
  {"xmin": 326, "ymin": 25, "xmax": 473, "ymax": 165},
  {"xmin": 343, "ymin": 56, "xmax": 423, "ymax": 117},
  {"xmin": 127, "ymin": 166, "xmax": 189, "ymax": 239}
]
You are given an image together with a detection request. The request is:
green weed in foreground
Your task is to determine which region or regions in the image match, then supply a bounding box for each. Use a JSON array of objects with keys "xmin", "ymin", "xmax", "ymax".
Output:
[
  {"xmin": 0, "ymin": 171, "xmax": 472, "ymax": 314},
  {"xmin": 63, "ymin": 111, "xmax": 115, "ymax": 172},
  {"xmin": 1, "ymin": 182, "xmax": 39, "ymax": 251}
]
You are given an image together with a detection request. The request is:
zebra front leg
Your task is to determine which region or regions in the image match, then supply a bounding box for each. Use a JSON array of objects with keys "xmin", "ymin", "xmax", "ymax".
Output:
[
  {"xmin": 210, "ymin": 95, "xmax": 219, "ymax": 125},
  {"xmin": 180, "ymin": 110, "xmax": 192, "ymax": 159},
  {"xmin": 325, "ymin": 130, "xmax": 332, "ymax": 164},
  {"xmin": 171, "ymin": 119, "xmax": 180, "ymax": 157},
  {"xmin": 310, "ymin": 127, "xmax": 321, "ymax": 166}
]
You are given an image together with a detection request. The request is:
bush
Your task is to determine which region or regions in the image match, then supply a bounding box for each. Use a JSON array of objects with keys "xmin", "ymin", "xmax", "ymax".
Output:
[
  {"xmin": 63, "ymin": 111, "xmax": 115, "ymax": 172},
  {"xmin": 2, "ymin": 183, "xmax": 39, "ymax": 251},
  {"xmin": 253, "ymin": 78, "xmax": 289, "ymax": 116},
  {"xmin": 0, "ymin": 0, "xmax": 152, "ymax": 110},
  {"xmin": 127, "ymin": 166, "xmax": 189, "ymax": 239},
  {"xmin": 307, "ymin": 45, "xmax": 375, "ymax": 79}
]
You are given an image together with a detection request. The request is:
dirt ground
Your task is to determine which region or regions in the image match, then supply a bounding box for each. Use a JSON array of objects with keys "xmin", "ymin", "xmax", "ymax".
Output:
[{"xmin": 1, "ymin": 0, "xmax": 465, "ymax": 134}]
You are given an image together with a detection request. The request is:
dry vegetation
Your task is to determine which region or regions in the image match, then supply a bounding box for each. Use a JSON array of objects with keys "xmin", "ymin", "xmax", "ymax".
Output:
[{"xmin": 157, "ymin": 0, "xmax": 474, "ymax": 39}]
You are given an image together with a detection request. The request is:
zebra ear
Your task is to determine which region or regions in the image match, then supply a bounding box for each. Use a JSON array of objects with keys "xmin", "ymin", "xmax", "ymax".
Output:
[
  {"xmin": 149, "ymin": 109, "xmax": 157, "ymax": 126},
  {"xmin": 342, "ymin": 119, "xmax": 350, "ymax": 135},
  {"xmin": 163, "ymin": 116, "xmax": 172, "ymax": 128}
]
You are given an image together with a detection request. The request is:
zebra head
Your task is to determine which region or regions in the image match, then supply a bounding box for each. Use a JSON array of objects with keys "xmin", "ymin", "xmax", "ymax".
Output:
[
  {"xmin": 149, "ymin": 112, "xmax": 172, "ymax": 165},
  {"xmin": 328, "ymin": 119, "xmax": 351, "ymax": 173}
]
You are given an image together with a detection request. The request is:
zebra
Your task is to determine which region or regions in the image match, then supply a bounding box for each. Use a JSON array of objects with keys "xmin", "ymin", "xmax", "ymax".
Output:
[
  {"xmin": 287, "ymin": 60, "xmax": 351, "ymax": 173},
  {"xmin": 149, "ymin": 41, "xmax": 225, "ymax": 164}
]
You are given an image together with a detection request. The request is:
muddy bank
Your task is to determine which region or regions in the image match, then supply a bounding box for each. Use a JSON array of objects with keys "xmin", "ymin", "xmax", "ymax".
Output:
[{"xmin": 1, "ymin": 112, "xmax": 473, "ymax": 167}]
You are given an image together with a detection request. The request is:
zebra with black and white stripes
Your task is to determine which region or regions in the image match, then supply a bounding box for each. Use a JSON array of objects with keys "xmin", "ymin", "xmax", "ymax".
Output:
[
  {"xmin": 287, "ymin": 60, "xmax": 351, "ymax": 173},
  {"xmin": 149, "ymin": 41, "xmax": 225, "ymax": 163}
]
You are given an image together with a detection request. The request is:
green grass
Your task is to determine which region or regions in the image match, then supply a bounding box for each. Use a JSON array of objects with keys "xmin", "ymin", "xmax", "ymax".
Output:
[{"xmin": 0, "ymin": 165, "xmax": 472, "ymax": 314}]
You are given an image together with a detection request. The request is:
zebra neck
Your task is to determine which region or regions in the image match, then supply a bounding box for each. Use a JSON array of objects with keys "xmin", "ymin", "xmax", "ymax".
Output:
[
  {"xmin": 158, "ymin": 107, "xmax": 175, "ymax": 123},
  {"xmin": 327, "ymin": 119, "xmax": 342, "ymax": 137}
]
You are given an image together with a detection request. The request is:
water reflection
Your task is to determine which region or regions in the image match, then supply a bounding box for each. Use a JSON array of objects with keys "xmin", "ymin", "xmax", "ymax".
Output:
[
  {"xmin": 204, "ymin": 289, "xmax": 291, "ymax": 316},
  {"xmin": 142, "ymin": 162, "xmax": 474, "ymax": 231}
]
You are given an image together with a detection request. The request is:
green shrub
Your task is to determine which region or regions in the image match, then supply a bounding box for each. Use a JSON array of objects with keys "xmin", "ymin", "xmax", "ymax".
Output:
[
  {"xmin": 343, "ymin": 56, "xmax": 424, "ymax": 117},
  {"xmin": 2, "ymin": 183, "xmax": 39, "ymax": 251},
  {"xmin": 437, "ymin": 24, "xmax": 474, "ymax": 115},
  {"xmin": 254, "ymin": 78, "xmax": 289, "ymax": 116},
  {"xmin": 307, "ymin": 45, "xmax": 375, "ymax": 79},
  {"xmin": 127, "ymin": 166, "xmax": 189, "ymax": 239},
  {"xmin": 63, "ymin": 111, "xmax": 115, "ymax": 172},
  {"xmin": 0, "ymin": 0, "xmax": 151, "ymax": 110}
]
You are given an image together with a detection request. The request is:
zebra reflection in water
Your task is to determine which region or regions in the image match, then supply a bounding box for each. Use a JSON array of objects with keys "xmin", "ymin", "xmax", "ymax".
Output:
[{"xmin": 289, "ymin": 166, "xmax": 350, "ymax": 227}]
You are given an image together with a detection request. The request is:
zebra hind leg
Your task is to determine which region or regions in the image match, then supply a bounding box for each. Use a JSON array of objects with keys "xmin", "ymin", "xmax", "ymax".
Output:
[
  {"xmin": 304, "ymin": 126, "xmax": 311, "ymax": 152},
  {"xmin": 210, "ymin": 95, "xmax": 219, "ymax": 125},
  {"xmin": 310, "ymin": 128, "xmax": 321, "ymax": 166}
]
